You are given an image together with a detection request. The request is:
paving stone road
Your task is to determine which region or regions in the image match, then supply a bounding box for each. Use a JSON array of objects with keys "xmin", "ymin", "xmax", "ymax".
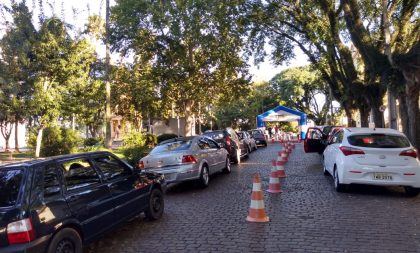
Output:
[{"xmin": 86, "ymin": 142, "xmax": 420, "ymax": 253}]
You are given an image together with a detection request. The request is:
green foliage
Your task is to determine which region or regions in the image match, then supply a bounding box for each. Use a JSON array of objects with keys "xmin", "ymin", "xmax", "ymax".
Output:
[
  {"xmin": 28, "ymin": 127, "xmax": 81, "ymax": 157},
  {"xmin": 157, "ymin": 133, "xmax": 179, "ymax": 144},
  {"xmin": 121, "ymin": 146, "xmax": 150, "ymax": 167},
  {"xmin": 120, "ymin": 131, "xmax": 151, "ymax": 166},
  {"xmin": 83, "ymin": 137, "xmax": 104, "ymax": 147},
  {"xmin": 144, "ymin": 133, "xmax": 157, "ymax": 147}
]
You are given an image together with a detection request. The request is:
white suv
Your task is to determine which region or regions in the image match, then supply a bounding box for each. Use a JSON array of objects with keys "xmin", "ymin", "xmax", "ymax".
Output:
[{"xmin": 305, "ymin": 127, "xmax": 420, "ymax": 195}]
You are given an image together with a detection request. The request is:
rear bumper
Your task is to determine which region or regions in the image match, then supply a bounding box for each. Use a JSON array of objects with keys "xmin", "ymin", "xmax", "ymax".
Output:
[
  {"xmin": 1, "ymin": 234, "xmax": 50, "ymax": 253},
  {"xmin": 254, "ymin": 139, "xmax": 267, "ymax": 146},
  {"xmin": 145, "ymin": 164, "xmax": 200, "ymax": 184},
  {"xmin": 341, "ymin": 164, "xmax": 420, "ymax": 188}
]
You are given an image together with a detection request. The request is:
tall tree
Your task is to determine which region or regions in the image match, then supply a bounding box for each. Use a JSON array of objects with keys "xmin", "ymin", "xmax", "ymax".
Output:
[
  {"xmin": 0, "ymin": 2, "xmax": 37, "ymax": 152},
  {"xmin": 110, "ymin": 0, "xmax": 251, "ymax": 135},
  {"xmin": 270, "ymin": 66, "xmax": 331, "ymax": 125}
]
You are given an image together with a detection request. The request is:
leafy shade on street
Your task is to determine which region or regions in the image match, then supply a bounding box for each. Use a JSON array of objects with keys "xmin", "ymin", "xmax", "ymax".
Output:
[{"xmin": 0, "ymin": 0, "xmax": 419, "ymax": 158}]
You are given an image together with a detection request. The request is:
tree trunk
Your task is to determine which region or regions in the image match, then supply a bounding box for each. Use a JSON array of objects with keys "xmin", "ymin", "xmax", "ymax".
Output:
[
  {"xmin": 184, "ymin": 101, "xmax": 195, "ymax": 136},
  {"xmin": 14, "ymin": 120, "xmax": 20, "ymax": 152},
  {"xmin": 406, "ymin": 83, "xmax": 420, "ymax": 149},
  {"xmin": 398, "ymin": 96, "xmax": 409, "ymax": 137},
  {"xmin": 35, "ymin": 127, "xmax": 44, "ymax": 158},
  {"xmin": 344, "ymin": 107, "xmax": 356, "ymax": 127},
  {"xmin": 0, "ymin": 122, "xmax": 12, "ymax": 152},
  {"xmin": 359, "ymin": 105, "xmax": 370, "ymax": 127}
]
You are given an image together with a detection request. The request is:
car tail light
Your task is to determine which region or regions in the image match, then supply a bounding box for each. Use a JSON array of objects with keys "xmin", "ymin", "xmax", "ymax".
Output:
[
  {"xmin": 138, "ymin": 160, "xmax": 145, "ymax": 169},
  {"xmin": 400, "ymin": 149, "xmax": 418, "ymax": 159},
  {"xmin": 182, "ymin": 155, "xmax": 197, "ymax": 164},
  {"xmin": 339, "ymin": 146, "xmax": 365, "ymax": 156},
  {"xmin": 226, "ymin": 136, "xmax": 231, "ymax": 146},
  {"xmin": 7, "ymin": 218, "xmax": 36, "ymax": 244}
]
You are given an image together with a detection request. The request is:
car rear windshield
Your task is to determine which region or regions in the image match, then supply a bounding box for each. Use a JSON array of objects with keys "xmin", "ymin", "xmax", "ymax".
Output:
[
  {"xmin": 347, "ymin": 134, "xmax": 410, "ymax": 148},
  {"xmin": 151, "ymin": 140, "xmax": 192, "ymax": 154},
  {"xmin": 203, "ymin": 131, "xmax": 225, "ymax": 140},
  {"xmin": 0, "ymin": 168, "xmax": 24, "ymax": 207}
]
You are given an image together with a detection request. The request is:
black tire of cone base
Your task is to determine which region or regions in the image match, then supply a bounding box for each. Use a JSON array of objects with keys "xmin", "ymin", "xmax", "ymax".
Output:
[
  {"xmin": 199, "ymin": 166, "xmax": 209, "ymax": 188},
  {"xmin": 404, "ymin": 186, "xmax": 420, "ymax": 197},
  {"xmin": 223, "ymin": 158, "xmax": 231, "ymax": 174},
  {"xmin": 47, "ymin": 228, "xmax": 83, "ymax": 253},
  {"xmin": 145, "ymin": 188, "xmax": 164, "ymax": 220}
]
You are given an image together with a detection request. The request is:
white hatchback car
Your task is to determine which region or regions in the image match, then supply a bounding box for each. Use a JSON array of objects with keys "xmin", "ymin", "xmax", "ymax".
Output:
[{"xmin": 305, "ymin": 127, "xmax": 420, "ymax": 195}]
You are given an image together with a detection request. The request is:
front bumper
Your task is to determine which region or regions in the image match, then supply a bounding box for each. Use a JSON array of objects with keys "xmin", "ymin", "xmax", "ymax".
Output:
[
  {"xmin": 145, "ymin": 164, "xmax": 200, "ymax": 184},
  {"xmin": 341, "ymin": 164, "xmax": 420, "ymax": 188}
]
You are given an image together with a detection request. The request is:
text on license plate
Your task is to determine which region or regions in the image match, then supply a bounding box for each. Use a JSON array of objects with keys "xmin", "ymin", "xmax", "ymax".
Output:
[{"xmin": 373, "ymin": 173, "xmax": 393, "ymax": 180}]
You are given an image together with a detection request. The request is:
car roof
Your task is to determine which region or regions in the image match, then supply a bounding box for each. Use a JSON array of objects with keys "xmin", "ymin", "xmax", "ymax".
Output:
[
  {"xmin": 159, "ymin": 136, "xmax": 197, "ymax": 145},
  {"xmin": 0, "ymin": 151, "xmax": 114, "ymax": 170},
  {"xmin": 344, "ymin": 127, "xmax": 405, "ymax": 136}
]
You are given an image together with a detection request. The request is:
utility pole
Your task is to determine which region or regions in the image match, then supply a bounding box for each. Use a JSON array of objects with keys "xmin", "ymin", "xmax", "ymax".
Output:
[{"xmin": 105, "ymin": 0, "xmax": 112, "ymax": 148}]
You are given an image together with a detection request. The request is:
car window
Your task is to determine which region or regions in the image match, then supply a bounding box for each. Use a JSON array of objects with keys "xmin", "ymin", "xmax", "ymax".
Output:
[
  {"xmin": 331, "ymin": 131, "xmax": 343, "ymax": 144},
  {"xmin": 0, "ymin": 168, "xmax": 23, "ymax": 207},
  {"xmin": 202, "ymin": 131, "xmax": 224, "ymax": 140},
  {"xmin": 43, "ymin": 165, "xmax": 62, "ymax": 196},
  {"xmin": 347, "ymin": 134, "xmax": 410, "ymax": 148},
  {"xmin": 93, "ymin": 155, "xmax": 132, "ymax": 181},
  {"xmin": 307, "ymin": 128, "xmax": 322, "ymax": 140},
  {"xmin": 151, "ymin": 140, "xmax": 192, "ymax": 154},
  {"xmin": 198, "ymin": 139, "xmax": 211, "ymax": 149},
  {"xmin": 60, "ymin": 159, "xmax": 101, "ymax": 191},
  {"xmin": 207, "ymin": 139, "xmax": 219, "ymax": 149}
]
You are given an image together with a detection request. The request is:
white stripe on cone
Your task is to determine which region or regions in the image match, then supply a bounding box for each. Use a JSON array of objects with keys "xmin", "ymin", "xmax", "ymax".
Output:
[
  {"xmin": 250, "ymin": 199, "xmax": 265, "ymax": 209},
  {"xmin": 252, "ymin": 183, "xmax": 262, "ymax": 192}
]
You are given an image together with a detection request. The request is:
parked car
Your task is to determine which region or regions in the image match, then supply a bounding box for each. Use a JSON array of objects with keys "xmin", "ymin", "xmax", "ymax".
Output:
[
  {"xmin": 237, "ymin": 131, "xmax": 257, "ymax": 153},
  {"xmin": 202, "ymin": 128, "xmax": 248, "ymax": 163},
  {"xmin": 0, "ymin": 151, "xmax": 165, "ymax": 253},
  {"xmin": 248, "ymin": 129, "xmax": 267, "ymax": 147},
  {"xmin": 305, "ymin": 127, "xmax": 420, "ymax": 195},
  {"xmin": 139, "ymin": 136, "xmax": 230, "ymax": 187}
]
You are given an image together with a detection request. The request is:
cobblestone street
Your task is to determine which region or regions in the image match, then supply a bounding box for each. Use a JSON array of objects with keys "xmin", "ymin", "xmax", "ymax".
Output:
[{"xmin": 86, "ymin": 143, "xmax": 420, "ymax": 253}]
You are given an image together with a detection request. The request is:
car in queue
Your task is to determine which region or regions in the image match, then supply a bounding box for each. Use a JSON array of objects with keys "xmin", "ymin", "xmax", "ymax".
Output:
[
  {"xmin": 305, "ymin": 127, "xmax": 420, "ymax": 195},
  {"xmin": 202, "ymin": 128, "xmax": 248, "ymax": 163},
  {"xmin": 248, "ymin": 129, "xmax": 267, "ymax": 147},
  {"xmin": 0, "ymin": 151, "xmax": 165, "ymax": 253},
  {"xmin": 139, "ymin": 136, "xmax": 230, "ymax": 187},
  {"xmin": 237, "ymin": 131, "xmax": 257, "ymax": 153}
]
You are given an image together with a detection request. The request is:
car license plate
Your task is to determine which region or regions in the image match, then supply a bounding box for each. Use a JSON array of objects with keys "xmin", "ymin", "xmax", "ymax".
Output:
[{"xmin": 373, "ymin": 173, "xmax": 392, "ymax": 180}]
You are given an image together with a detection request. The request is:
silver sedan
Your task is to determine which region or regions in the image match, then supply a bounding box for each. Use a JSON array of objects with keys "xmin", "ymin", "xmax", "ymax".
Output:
[{"xmin": 138, "ymin": 136, "xmax": 230, "ymax": 187}]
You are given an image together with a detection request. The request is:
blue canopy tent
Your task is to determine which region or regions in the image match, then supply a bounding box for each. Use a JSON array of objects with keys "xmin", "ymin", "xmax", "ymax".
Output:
[{"xmin": 256, "ymin": 105, "xmax": 308, "ymax": 139}]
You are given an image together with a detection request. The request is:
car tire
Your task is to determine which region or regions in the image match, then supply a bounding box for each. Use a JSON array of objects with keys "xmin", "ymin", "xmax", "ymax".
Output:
[
  {"xmin": 264, "ymin": 142, "xmax": 267, "ymax": 147},
  {"xmin": 145, "ymin": 188, "xmax": 164, "ymax": 220},
  {"xmin": 244, "ymin": 149, "xmax": 249, "ymax": 159},
  {"xmin": 47, "ymin": 228, "xmax": 82, "ymax": 253},
  {"xmin": 334, "ymin": 167, "xmax": 346, "ymax": 192},
  {"xmin": 223, "ymin": 157, "xmax": 231, "ymax": 174},
  {"xmin": 323, "ymin": 156, "xmax": 329, "ymax": 176},
  {"xmin": 198, "ymin": 165, "xmax": 210, "ymax": 188},
  {"xmin": 404, "ymin": 186, "xmax": 420, "ymax": 197}
]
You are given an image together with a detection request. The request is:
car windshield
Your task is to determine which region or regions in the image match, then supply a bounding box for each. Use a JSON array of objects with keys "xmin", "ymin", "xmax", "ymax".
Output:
[
  {"xmin": 0, "ymin": 168, "xmax": 24, "ymax": 208},
  {"xmin": 347, "ymin": 134, "xmax": 410, "ymax": 148},
  {"xmin": 151, "ymin": 140, "xmax": 192, "ymax": 154},
  {"xmin": 202, "ymin": 132, "xmax": 224, "ymax": 140}
]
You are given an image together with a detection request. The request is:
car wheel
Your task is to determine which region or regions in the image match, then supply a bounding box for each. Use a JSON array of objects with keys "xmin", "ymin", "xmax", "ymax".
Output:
[
  {"xmin": 199, "ymin": 165, "xmax": 210, "ymax": 188},
  {"xmin": 254, "ymin": 144, "xmax": 258, "ymax": 151},
  {"xmin": 47, "ymin": 228, "xmax": 82, "ymax": 253},
  {"xmin": 323, "ymin": 156, "xmax": 329, "ymax": 176},
  {"xmin": 145, "ymin": 188, "xmax": 164, "ymax": 220},
  {"xmin": 334, "ymin": 167, "xmax": 346, "ymax": 192},
  {"xmin": 223, "ymin": 157, "xmax": 231, "ymax": 174},
  {"xmin": 404, "ymin": 186, "xmax": 420, "ymax": 197},
  {"xmin": 244, "ymin": 148, "xmax": 249, "ymax": 159},
  {"xmin": 264, "ymin": 142, "xmax": 267, "ymax": 147}
]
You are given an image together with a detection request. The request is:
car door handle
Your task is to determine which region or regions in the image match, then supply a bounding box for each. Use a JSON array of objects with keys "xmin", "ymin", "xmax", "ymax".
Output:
[{"xmin": 67, "ymin": 195, "xmax": 78, "ymax": 201}]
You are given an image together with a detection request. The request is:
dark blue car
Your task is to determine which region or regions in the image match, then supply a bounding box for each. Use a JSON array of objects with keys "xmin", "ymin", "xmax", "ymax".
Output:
[{"xmin": 0, "ymin": 151, "xmax": 165, "ymax": 253}]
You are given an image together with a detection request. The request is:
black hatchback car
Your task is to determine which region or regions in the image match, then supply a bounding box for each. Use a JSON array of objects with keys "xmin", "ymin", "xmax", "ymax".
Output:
[
  {"xmin": 0, "ymin": 151, "xmax": 166, "ymax": 253},
  {"xmin": 202, "ymin": 128, "xmax": 248, "ymax": 163}
]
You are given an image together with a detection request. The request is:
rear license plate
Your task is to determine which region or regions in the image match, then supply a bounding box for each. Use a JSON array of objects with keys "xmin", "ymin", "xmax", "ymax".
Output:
[{"xmin": 373, "ymin": 173, "xmax": 392, "ymax": 180}]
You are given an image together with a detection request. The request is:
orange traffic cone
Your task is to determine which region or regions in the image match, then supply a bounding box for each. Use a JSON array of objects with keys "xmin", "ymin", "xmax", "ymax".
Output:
[
  {"xmin": 272, "ymin": 160, "xmax": 277, "ymax": 170},
  {"xmin": 246, "ymin": 173, "xmax": 269, "ymax": 222},
  {"xmin": 279, "ymin": 150, "xmax": 288, "ymax": 162},
  {"xmin": 267, "ymin": 171, "xmax": 282, "ymax": 193},
  {"xmin": 276, "ymin": 161, "xmax": 287, "ymax": 178}
]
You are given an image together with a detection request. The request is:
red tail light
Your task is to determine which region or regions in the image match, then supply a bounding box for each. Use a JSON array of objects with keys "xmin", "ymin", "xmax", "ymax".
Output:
[
  {"xmin": 182, "ymin": 155, "xmax": 197, "ymax": 163},
  {"xmin": 138, "ymin": 160, "xmax": 145, "ymax": 169},
  {"xmin": 7, "ymin": 218, "xmax": 36, "ymax": 244},
  {"xmin": 339, "ymin": 146, "xmax": 365, "ymax": 156},
  {"xmin": 226, "ymin": 136, "xmax": 231, "ymax": 146},
  {"xmin": 400, "ymin": 149, "xmax": 418, "ymax": 159}
]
